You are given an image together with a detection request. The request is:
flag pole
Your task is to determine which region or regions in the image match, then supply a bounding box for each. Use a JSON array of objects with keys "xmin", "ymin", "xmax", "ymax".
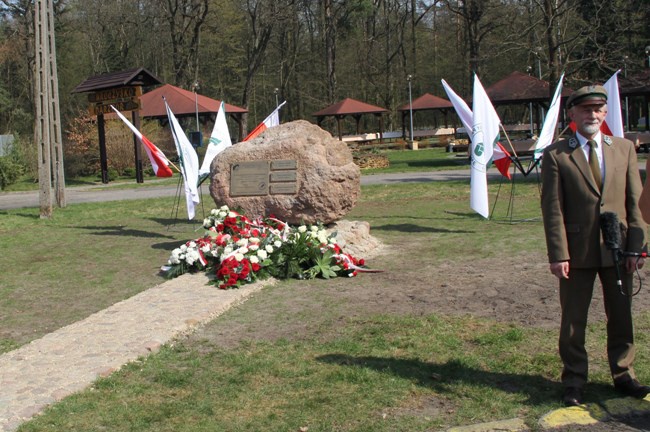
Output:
[{"xmin": 498, "ymin": 124, "xmax": 520, "ymax": 159}]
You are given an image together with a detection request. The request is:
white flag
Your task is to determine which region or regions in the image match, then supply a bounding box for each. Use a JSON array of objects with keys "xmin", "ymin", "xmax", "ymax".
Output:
[
  {"xmin": 199, "ymin": 102, "xmax": 232, "ymax": 177},
  {"xmin": 441, "ymin": 79, "xmax": 473, "ymax": 133},
  {"xmin": 471, "ymin": 74, "xmax": 501, "ymax": 219},
  {"xmin": 534, "ymin": 72, "xmax": 565, "ymax": 160},
  {"xmin": 603, "ymin": 70, "xmax": 624, "ymax": 137},
  {"xmin": 164, "ymin": 99, "xmax": 200, "ymax": 220}
]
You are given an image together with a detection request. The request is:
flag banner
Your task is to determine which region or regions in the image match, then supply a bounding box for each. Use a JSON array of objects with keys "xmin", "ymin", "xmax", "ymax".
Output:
[
  {"xmin": 602, "ymin": 70, "xmax": 624, "ymax": 137},
  {"xmin": 493, "ymin": 143, "xmax": 512, "ymax": 180},
  {"xmin": 164, "ymin": 99, "xmax": 201, "ymax": 220},
  {"xmin": 111, "ymin": 105, "xmax": 173, "ymax": 177},
  {"xmin": 243, "ymin": 101, "xmax": 287, "ymax": 141},
  {"xmin": 441, "ymin": 79, "xmax": 473, "ymax": 133},
  {"xmin": 199, "ymin": 101, "xmax": 232, "ymax": 177},
  {"xmin": 471, "ymin": 74, "xmax": 501, "ymax": 218},
  {"xmin": 534, "ymin": 72, "xmax": 565, "ymax": 160},
  {"xmin": 442, "ymin": 79, "xmax": 511, "ymax": 179}
]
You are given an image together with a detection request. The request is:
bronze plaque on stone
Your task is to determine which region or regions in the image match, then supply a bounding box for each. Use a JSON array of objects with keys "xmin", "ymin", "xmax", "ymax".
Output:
[
  {"xmin": 271, "ymin": 159, "xmax": 297, "ymax": 170},
  {"xmin": 270, "ymin": 171, "xmax": 297, "ymax": 182},
  {"xmin": 230, "ymin": 161, "xmax": 270, "ymax": 196},
  {"xmin": 271, "ymin": 183, "xmax": 298, "ymax": 194},
  {"xmin": 230, "ymin": 159, "xmax": 298, "ymax": 196}
]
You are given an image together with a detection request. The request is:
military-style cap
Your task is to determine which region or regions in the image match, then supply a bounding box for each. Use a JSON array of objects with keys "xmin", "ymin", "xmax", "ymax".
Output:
[{"xmin": 566, "ymin": 85, "xmax": 608, "ymax": 108}]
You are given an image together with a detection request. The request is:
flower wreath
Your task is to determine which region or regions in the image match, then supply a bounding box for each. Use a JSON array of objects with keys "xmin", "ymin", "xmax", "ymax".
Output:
[{"xmin": 162, "ymin": 206, "xmax": 367, "ymax": 289}]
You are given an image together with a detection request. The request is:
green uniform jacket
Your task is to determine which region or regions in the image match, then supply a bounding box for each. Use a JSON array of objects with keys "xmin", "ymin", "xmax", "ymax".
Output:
[{"xmin": 541, "ymin": 135, "xmax": 646, "ymax": 268}]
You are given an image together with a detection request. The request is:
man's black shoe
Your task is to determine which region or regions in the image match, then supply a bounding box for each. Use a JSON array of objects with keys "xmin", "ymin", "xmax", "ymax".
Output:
[
  {"xmin": 614, "ymin": 379, "xmax": 650, "ymax": 399},
  {"xmin": 563, "ymin": 387, "xmax": 583, "ymax": 406}
]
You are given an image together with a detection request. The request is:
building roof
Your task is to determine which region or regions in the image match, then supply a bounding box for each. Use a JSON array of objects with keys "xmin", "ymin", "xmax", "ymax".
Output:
[
  {"xmin": 397, "ymin": 93, "xmax": 452, "ymax": 111},
  {"xmin": 619, "ymin": 70, "xmax": 650, "ymax": 96},
  {"xmin": 485, "ymin": 71, "xmax": 571, "ymax": 104},
  {"xmin": 313, "ymin": 98, "xmax": 388, "ymax": 117},
  {"xmin": 140, "ymin": 84, "xmax": 247, "ymax": 118},
  {"xmin": 72, "ymin": 67, "xmax": 162, "ymax": 93}
]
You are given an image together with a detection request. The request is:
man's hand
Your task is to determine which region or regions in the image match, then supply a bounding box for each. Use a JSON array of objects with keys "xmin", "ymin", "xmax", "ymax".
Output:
[
  {"xmin": 550, "ymin": 261, "xmax": 570, "ymax": 279},
  {"xmin": 625, "ymin": 256, "xmax": 644, "ymax": 273}
]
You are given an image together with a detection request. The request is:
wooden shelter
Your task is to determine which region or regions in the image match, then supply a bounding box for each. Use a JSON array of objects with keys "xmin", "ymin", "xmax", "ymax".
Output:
[
  {"xmin": 397, "ymin": 93, "xmax": 453, "ymax": 139},
  {"xmin": 484, "ymin": 71, "xmax": 572, "ymax": 134},
  {"xmin": 313, "ymin": 98, "xmax": 388, "ymax": 141},
  {"xmin": 619, "ymin": 70, "xmax": 650, "ymax": 131},
  {"xmin": 72, "ymin": 67, "xmax": 163, "ymax": 183},
  {"xmin": 140, "ymin": 84, "xmax": 248, "ymax": 141}
]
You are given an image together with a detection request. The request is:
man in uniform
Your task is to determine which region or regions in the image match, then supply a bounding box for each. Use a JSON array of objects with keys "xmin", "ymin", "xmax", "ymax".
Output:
[{"xmin": 541, "ymin": 84, "xmax": 649, "ymax": 406}]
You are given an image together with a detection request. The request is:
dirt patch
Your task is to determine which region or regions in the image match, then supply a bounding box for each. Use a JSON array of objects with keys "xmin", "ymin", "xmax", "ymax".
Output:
[{"xmin": 188, "ymin": 238, "xmax": 650, "ymax": 350}]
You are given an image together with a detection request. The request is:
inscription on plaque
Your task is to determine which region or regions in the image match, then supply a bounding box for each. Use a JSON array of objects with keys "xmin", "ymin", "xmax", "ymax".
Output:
[
  {"xmin": 230, "ymin": 161, "xmax": 270, "ymax": 196},
  {"xmin": 230, "ymin": 159, "xmax": 298, "ymax": 197}
]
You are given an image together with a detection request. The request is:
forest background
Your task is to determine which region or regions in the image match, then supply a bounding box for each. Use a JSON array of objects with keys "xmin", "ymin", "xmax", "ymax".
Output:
[{"xmin": 0, "ymin": 0, "xmax": 649, "ymax": 182}]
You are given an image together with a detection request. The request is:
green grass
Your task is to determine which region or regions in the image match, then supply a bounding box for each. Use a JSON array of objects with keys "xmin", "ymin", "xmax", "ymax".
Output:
[
  {"xmin": 2, "ymin": 178, "xmax": 649, "ymax": 431},
  {"xmin": 360, "ymin": 147, "xmax": 470, "ymax": 174}
]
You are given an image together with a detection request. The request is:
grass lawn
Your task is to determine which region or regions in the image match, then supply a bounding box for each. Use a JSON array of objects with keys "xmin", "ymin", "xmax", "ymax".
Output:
[{"xmin": 2, "ymin": 164, "xmax": 650, "ymax": 430}]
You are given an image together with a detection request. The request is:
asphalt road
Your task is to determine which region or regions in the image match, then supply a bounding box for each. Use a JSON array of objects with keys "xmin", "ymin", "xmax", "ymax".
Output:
[
  {"xmin": 1, "ymin": 161, "xmax": 644, "ymax": 211},
  {"xmin": 0, "ymin": 168, "xmax": 496, "ymax": 211}
]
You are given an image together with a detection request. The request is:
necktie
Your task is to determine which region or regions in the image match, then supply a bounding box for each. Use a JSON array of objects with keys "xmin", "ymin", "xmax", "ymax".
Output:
[{"xmin": 588, "ymin": 140, "xmax": 601, "ymax": 190}]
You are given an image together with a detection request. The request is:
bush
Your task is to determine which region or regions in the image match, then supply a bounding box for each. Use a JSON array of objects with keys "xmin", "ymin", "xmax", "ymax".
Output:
[{"xmin": 0, "ymin": 156, "xmax": 24, "ymax": 190}]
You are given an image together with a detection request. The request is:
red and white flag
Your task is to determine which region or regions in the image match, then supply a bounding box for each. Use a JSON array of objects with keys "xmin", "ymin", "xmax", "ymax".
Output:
[
  {"xmin": 111, "ymin": 105, "xmax": 173, "ymax": 177},
  {"xmin": 243, "ymin": 101, "xmax": 287, "ymax": 141},
  {"xmin": 602, "ymin": 70, "xmax": 624, "ymax": 137}
]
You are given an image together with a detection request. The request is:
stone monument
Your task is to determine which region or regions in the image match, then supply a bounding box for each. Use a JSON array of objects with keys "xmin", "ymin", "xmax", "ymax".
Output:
[{"xmin": 209, "ymin": 120, "xmax": 361, "ymax": 225}]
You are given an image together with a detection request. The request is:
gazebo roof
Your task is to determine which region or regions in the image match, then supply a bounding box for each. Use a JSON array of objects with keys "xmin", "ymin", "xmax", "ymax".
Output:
[
  {"xmin": 140, "ymin": 84, "xmax": 247, "ymax": 118},
  {"xmin": 485, "ymin": 71, "xmax": 571, "ymax": 104},
  {"xmin": 397, "ymin": 93, "xmax": 452, "ymax": 111},
  {"xmin": 313, "ymin": 98, "xmax": 388, "ymax": 117},
  {"xmin": 72, "ymin": 67, "xmax": 162, "ymax": 93},
  {"xmin": 619, "ymin": 70, "xmax": 650, "ymax": 97}
]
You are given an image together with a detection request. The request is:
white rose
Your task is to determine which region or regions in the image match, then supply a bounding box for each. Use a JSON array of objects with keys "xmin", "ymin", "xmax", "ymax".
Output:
[
  {"xmin": 274, "ymin": 240, "xmax": 282, "ymax": 248},
  {"xmin": 180, "ymin": 244, "xmax": 188, "ymax": 252},
  {"xmin": 235, "ymin": 253, "xmax": 244, "ymax": 262},
  {"xmin": 249, "ymin": 237, "xmax": 261, "ymax": 244},
  {"xmin": 249, "ymin": 244, "xmax": 259, "ymax": 251},
  {"xmin": 265, "ymin": 245, "xmax": 274, "ymax": 253},
  {"xmin": 220, "ymin": 205, "xmax": 229, "ymax": 211},
  {"xmin": 250, "ymin": 256, "xmax": 259, "ymax": 264},
  {"xmin": 239, "ymin": 247, "xmax": 249, "ymax": 254},
  {"xmin": 298, "ymin": 225, "xmax": 307, "ymax": 233},
  {"xmin": 211, "ymin": 209, "xmax": 219, "ymax": 216},
  {"xmin": 203, "ymin": 218, "xmax": 211, "ymax": 227},
  {"xmin": 223, "ymin": 246, "xmax": 233, "ymax": 255},
  {"xmin": 236, "ymin": 238, "xmax": 249, "ymax": 247},
  {"xmin": 189, "ymin": 241, "xmax": 196, "ymax": 248},
  {"xmin": 201, "ymin": 245, "xmax": 210, "ymax": 253},
  {"xmin": 257, "ymin": 250, "xmax": 268, "ymax": 260},
  {"xmin": 228, "ymin": 211, "xmax": 238, "ymax": 217}
]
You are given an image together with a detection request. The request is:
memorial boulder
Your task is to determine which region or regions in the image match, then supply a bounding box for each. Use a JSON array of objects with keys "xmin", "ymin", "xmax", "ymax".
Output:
[{"xmin": 209, "ymin": 120, "xmax": 361, "ymax": 225}]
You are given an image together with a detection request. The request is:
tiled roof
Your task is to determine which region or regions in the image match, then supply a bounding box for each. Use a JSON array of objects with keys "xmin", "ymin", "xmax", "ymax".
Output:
[
  {"xmin": 485, "ymin": 71, "xmax": 572, "ymax": 103},
  {"xmin": 140, "ymin": 84, "xmax": 247, "ymax": 118},
  {"xmin": 313, "ymin": 98, "xmax": 388, "ymax": 116},
  {"xmin": 398, "ymin": 93, "xmax": 452, "ymax": 111}
]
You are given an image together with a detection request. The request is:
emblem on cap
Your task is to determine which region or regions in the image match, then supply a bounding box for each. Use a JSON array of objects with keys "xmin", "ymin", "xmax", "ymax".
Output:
[{"xmin": 569, "ymin": 137, "xmax": 578, "ymax": 148}]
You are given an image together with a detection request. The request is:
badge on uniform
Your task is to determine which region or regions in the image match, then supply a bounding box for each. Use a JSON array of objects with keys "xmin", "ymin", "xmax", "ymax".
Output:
[
  {"xmin": 603, "ymin": 136, "xmax": 612, "ymax": 146},
  {"xmin": 569, "ymin": 137, "xmax": 578, "ymax": 149}
]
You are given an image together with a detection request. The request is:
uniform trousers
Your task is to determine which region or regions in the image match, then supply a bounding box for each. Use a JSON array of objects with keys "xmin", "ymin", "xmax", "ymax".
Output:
[{"xmin": 559, "ymin": 266, "xmax": 636, "ymax": 388}]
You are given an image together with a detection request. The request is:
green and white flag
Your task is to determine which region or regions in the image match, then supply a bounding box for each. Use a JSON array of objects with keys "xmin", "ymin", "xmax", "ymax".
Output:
[
  {"xmin": 470, "ymin": 74, "xmax": 501, "ymax": 219},
  {"xmin": 199, "ymin": 101, "xmax": 232, "ymax": 178}
]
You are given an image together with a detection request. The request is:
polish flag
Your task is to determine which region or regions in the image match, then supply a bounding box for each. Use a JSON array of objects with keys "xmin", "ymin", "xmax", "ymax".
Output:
[
  {"xmin": 111, "ymin": 106, "xmax": 173, "ymax": 177},
  {"xmin": 493, "ymin": 143, "xmax": 512, "ymax": 180},
  {"xmin": 243, "ymin": 101, "xmax": 287, "ymax": 141}
]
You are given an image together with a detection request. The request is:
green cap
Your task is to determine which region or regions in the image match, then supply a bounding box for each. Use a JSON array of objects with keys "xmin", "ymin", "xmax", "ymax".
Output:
[{"xmin": 566, "ymin": 85, "xmax": 608, "ymax": 108}]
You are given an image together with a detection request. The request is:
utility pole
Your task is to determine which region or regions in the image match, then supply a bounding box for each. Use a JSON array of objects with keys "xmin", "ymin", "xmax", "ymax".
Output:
[{"xmin": 34, "ymin": 0, "xmax": 65, "ymax": 218}]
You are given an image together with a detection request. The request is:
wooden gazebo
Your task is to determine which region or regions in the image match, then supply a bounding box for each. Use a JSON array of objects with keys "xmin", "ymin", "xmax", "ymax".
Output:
[
  {"xmin": 313, "ymin": 98, "xmax": 388, "ymax": 141},
  {"xmin": 397, "ymin": 93, "xmax": 453, "ymax": 139}
]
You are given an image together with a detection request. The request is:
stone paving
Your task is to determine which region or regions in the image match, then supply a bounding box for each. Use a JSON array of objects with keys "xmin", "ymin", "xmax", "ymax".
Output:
[{"xmin": 0, "ymin": 274, "xmax": 272, "ymax": 431}]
